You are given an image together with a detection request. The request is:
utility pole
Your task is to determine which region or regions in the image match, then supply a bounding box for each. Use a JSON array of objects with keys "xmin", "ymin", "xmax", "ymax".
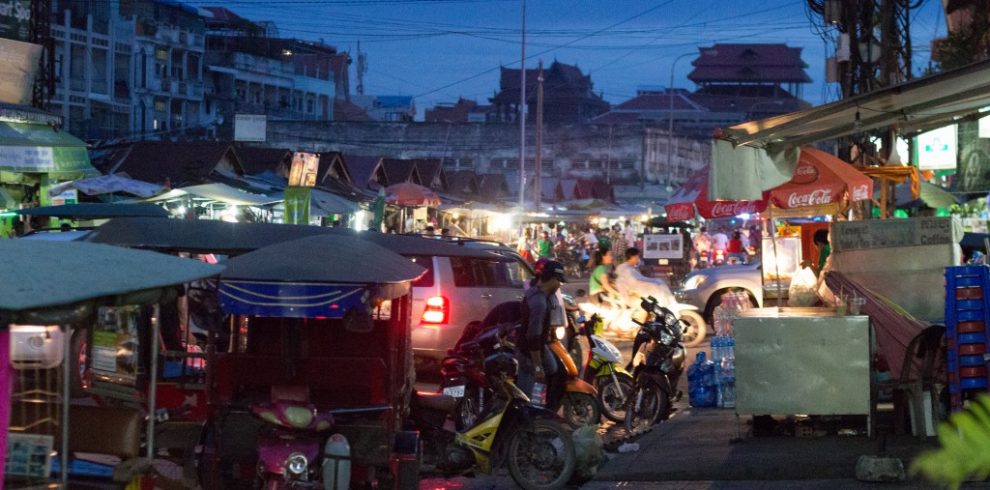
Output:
[
  {"xmin": 605, "ymin": 125, "xmax": 614, "ymax": 185},
  {"xmin": 29, "ymin": 0, "xmax": 54, "ymax": 110},
  {"xmin": 534, "ymin": 60, "xmax": 544, "ymax": 209},
  {"xmin": 517, "ymin": 0, "xmax": 527, "ymax": 209}
]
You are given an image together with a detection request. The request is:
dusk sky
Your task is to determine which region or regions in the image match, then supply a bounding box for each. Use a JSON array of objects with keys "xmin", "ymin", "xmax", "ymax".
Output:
[{"xmin": 192, "ymin": 0, "xmax": 947, "ymax": 113}]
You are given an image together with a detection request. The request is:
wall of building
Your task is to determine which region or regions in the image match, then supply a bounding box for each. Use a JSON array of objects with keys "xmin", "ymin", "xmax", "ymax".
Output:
[{"xmin": 263, "ymin": 121, "xmax": 709, "ymax": 192}]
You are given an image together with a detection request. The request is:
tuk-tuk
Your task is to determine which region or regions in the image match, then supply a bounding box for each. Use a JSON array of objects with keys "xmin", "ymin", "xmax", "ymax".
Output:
[
  {"xmin": 0, "ymin": 239, "xmax": 220, "ymax": 488},
  {"xmin": 202, "ymin": 233, "xmax": 425, "ymax": 488}
]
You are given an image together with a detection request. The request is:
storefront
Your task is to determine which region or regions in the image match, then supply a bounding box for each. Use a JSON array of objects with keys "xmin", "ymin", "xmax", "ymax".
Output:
[{"xmin": 0, "ymin": 106, "xmax": 97, "ymax": 236}]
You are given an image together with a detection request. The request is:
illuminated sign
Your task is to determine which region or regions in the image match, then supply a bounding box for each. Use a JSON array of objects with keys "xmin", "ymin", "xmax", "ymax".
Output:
[{"xmin": 915, "ymin": 125, "xmax": 957, "ymax": 170}]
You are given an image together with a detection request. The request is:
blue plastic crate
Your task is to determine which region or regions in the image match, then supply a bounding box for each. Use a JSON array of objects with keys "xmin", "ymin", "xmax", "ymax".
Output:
[
  {"xmin": 959, "ymin": 354, "xmax": 985, "ymax": 367},
  {"xmin": 955, "ymin": 299, "xmax": 986, "ymax": 311},
  {"xmin": 959, "ymin": 332, "xmax": 988, "ymax": 344},
  {"xmin": 956, "ymin": 309, "xmax": 987, "ymax": 323},
  {"xmin": 961, "ymin": 377, "xmax": 989, "ymax": 390}
]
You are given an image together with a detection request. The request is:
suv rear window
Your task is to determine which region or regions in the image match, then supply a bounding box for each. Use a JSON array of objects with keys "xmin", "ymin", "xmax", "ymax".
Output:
[
  {"xmin": 406, "ymin": 255, "xmax": 435, "ymax": 287},
  {"xmin": 451, "ymin": 256, "xmax": 529, "ymax": 288}
]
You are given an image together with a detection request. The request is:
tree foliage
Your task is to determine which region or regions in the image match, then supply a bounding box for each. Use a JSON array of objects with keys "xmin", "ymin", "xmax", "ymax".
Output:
[{"xmin": 910, "ymin": 395, "xmax": 990, "ymax": 488}]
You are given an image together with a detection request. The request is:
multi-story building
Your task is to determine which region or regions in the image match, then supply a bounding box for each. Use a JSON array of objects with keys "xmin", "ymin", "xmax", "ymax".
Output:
[
  {"xmin": 202, "ymin": 7, "xmax": 340, "ymax": 138},
  {"xmin": 490, "ymin": 61, "xmax": 610, "ymax": 124},
  {"xmin": 49, "ymin": 0, "xmax": 208, "ymax": 140}
]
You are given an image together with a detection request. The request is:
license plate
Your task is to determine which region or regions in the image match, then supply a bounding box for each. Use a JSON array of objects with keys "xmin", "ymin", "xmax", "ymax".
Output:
[{"xmin": 443, "ymin": 385, "xmax": 465, "ymax": 398}]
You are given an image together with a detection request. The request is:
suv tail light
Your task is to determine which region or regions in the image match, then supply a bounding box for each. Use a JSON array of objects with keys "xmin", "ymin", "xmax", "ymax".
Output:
[{"xmin": 422, "ymin": 295, "xmax": 449, "ymax": 325}]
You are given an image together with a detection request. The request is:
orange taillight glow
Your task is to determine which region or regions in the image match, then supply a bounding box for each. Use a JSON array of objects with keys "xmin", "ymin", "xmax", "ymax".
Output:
[{"xmin": 422, "ymin": 295, "xmax": 449, "ymax": 324}]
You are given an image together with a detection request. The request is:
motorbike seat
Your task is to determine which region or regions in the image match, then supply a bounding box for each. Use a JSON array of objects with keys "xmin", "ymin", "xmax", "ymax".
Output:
[{"xmin": 412, "ymin": 391, "xmax": 458, "ymax": 414}]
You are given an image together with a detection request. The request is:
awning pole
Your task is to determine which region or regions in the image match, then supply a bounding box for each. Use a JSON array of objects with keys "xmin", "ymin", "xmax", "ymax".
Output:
[
  {"xmin": 768, "ymin": 208, "xmax": 784, "ymax": 307},
  {"xmin": 61, "ymin": 324, "xmax": 72, "ymax": 487},
  {"xmin": 146, "ymin": 304, "xmax": 161, "ymax": 460}
]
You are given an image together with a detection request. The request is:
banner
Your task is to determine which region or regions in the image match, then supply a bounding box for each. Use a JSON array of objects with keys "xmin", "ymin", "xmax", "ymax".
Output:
[
  {"xmin": 0, "ymin": 38, "xmax": 41, "ymax": 105},
  {"xmin": 0, "ymin": 0, "xmax": 30, "ymax": 42},
  {"xmin": 283, "ymin": 186, "xmax": 311, "ymax": 225}
]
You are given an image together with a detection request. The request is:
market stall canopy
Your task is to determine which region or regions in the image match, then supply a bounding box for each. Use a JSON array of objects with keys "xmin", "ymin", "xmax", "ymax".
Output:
[
  {"xmin": 16, "ymin": 203, "xmax": 169, "ymax": 219},
  {"xmin": 338, "ymin": 231, "xmax": 514, "ymax": 259},
  {"xmin": 0, "ymin": 240, "xmax": 221, "ymax": 317},
  {"xmin": 0, "ymin": 120, "xmax": 96, "ymax": 178},
  {"xmin": 84, "ymin": 217, "xmax": 334, "ymax": 255},
  {"xmin": 386, "ymin": 182, "xmax": 442, "ymax": 207},
  {"xmin": 219, "ymin": 234, "xmax": 426, "ymax": 317},
  {"xmin": 307, "ymin": 188, "xmax": 360, "ymax": 215},
  {"xmin": 894, "ymin": 181, "xmax": 959, "ymax": 209},
  {"xmin": 766, "ymin": 147, "xmax": 873, "ymax": 215},
  {"xmin": 710, "ymin": 58, "xmax": 990, "ymax": 200},
  {"xmin": 49, "ymin": 174, "xmax": 165, "ymax": 198},
  {"xmin": 143, "ymin": 183, "xmax": 281, "ymax": 206},
  {"xmin": 665, "ymin": 166, "xmax": 767, "ymax": 221}
]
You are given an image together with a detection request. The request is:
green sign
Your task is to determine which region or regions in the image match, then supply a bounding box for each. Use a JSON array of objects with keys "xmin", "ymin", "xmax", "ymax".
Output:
[
  {"xmin": 284, "ymin": 186, "xmax": 311, "ymax": 225},
  {"xmin": 0, "ymin": 0, "xmax": 30, "ymax": 42}
]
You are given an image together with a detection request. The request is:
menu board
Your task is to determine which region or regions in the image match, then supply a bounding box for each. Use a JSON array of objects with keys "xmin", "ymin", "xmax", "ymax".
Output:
[
  {"xmin": 643, "ymin": 234, "xmax": 684, "ymax": 260},
  {"xmin": 92, "ymin": 306, "xmax": 141, "ymax": 384}
]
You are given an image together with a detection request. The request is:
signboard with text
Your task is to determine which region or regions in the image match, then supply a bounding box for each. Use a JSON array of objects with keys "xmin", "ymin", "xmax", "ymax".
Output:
[
  {"xmin": 915, "ymin": 125, "xmax": 958, "ymax": 170},
  {"xmin": 643, "ymin": 234, "xmax": 683, "ymax": 260},
  {"xmin": 234, "ymin": 114, "xmax": 267, "ymax": 142},
  {"xmin": 831, "ymin": 217, "xmax": 953, "ymax": 252},
  {"xmin": 0, "ymin": 0, "xmax": 30, "ymax": 42},
  {"xmin": 0, "ymin": 38, "xmax": 40, "ymax": 104}
]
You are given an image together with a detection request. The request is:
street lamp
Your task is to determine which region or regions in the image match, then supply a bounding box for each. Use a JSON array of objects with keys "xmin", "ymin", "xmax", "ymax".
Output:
[{"xmin": 667, "ymin": 52, "xmax": 696, "ymax": 193}]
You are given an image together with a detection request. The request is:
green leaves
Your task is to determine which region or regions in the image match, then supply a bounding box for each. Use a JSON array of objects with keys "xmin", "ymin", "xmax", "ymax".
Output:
[{"xmin": 910, "ymin": 395, "xmax": 990, "ymax": 489}]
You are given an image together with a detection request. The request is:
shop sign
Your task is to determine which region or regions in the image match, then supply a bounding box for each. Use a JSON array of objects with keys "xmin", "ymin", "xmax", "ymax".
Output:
[
  {"xmin": 0, "ymin": 0, "xmax": 30, "ymax": 42},
  {"xmin": 283, "ymin": 186, "xmax": 311, "ymax": 225},
  {"xmin": 959, "ymin": 120, "xmax": 990, "ymax": 192},
  {"xmin": 831, "ymin": 217, "xmax": 953, "ymax": 252},
  {"xmin": 234, "ymin": 114, "xmax": 267, "ymax": 142},
  {"xmin": 643, "ymin": 233, "xmax": 683, "ymax": 260},
  {"xmin": 708, "ymin": 200, "xmax": 759, "ymax": 218},
  {"xmin": 915, "ymin": 125, "xmax": 957, "ymax": 170},
  {"xmin": 288, "ymin": 151, "xmax": 319, "ymax": 187},
  {"xmin": 0, "ymin": 145, "xmax": 92, "ymax": 174},
  {"xmin": 4, "ymin": 433, "xmax": 53, "ymax": 479},
  {"xmin": 785, "ymin": 188, "xmax": 833, "ymax": 208},
  {"xmin": 0, "ymin": 37, "xmax": 40, "ymax": 105},
  {"xmin": 92, "ymin": 306, "xmax": 141, "ymax": 385},
  {"xmin": 50, "ymin": 188, "xmax": 77, "ymax": 206}
]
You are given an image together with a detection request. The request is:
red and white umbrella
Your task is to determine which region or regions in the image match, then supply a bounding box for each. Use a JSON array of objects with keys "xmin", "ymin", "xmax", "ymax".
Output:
[
  {"xmin": 665, "ymin": 167, "xmax": 767, "ymax": 221},
  {"xmin": 768, "ymin": 147, "xmax": 873, "ymax": 211},
  {"xmin": 385, "ymin": 182, "xmax": 442, "ymax": 207}
]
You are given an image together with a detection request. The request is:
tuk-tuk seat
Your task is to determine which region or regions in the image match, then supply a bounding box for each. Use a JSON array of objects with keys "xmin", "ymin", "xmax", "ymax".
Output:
[
  {"xmin": 271, "ymin": 385, "xmax": 310, "ymax": 403},
  {"xmin": 213, "ymin": 354, "xmax": 388, "ymax": 408}
]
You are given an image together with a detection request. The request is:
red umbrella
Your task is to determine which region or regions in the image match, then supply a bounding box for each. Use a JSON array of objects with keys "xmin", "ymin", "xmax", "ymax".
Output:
[
  {"xmin": 665, "ymin": 167, "xmax": 767, "ymax": 221},
  {"xmin": 385, "ymin": 182, "xmax": 442, "ymax": 207},
  {"xmin": 769, "ymin": 147, "xmax": 873, "ymax": 210}
]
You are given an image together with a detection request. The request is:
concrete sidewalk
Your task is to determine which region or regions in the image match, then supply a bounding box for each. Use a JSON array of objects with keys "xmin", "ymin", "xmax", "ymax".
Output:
[{"xmin": 595, "ymin": 408, "xmax": 934, "ymax": 483}]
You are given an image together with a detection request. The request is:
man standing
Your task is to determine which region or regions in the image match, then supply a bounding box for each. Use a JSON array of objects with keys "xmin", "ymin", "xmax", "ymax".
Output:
[
  {"xmin": 583, "ymin": 226, "xmax": 599, "ymax": 250},
  {"xmin": 519, "ymin": 260, "xmax": 567, "ymax": 404},
  {"xmin": 624, "ymin": 220, "xmax": 637, "ymax": 247}
]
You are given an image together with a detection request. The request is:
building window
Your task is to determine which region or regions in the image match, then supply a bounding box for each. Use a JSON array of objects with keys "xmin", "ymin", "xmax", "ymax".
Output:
[
  {"xmin": 155, "ymin": 48, "xmax": 168, "ymax": 61},
  {"xmin": 307, "ymin": 98, "xmax": 314, "ymax": 113},
  {"xmin": 154, "ymin": 99, "xmax": 166, "ymax": 112},
  {"xmin": 621, "ymin": 160, "xmax": 635, "ymax": 170}
]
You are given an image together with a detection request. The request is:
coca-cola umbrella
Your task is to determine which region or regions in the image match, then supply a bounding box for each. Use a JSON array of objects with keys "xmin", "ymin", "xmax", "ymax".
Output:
[
  {"xmin": 665, "ymin": 167, "xmax": 767, "ymax": 221},
  {"xmin": 768, "ymin": 147, "xmax": 873, "ymax": 215},
  {"xmin": 385, "ymin": 182, "xmax": 442, "ymax": 207}
]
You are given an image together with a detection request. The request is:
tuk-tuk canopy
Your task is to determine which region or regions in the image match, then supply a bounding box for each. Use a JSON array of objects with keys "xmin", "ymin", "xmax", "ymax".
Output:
[
  {"xmin": 0, "ymin": 240, "xmax": 222, "ymax": 324},
  {"xmin": 17, "ymin": 203, "xmax": 169, "ymax": 219},
  {"xmin": 219, "ymin": 234, "xmax": 425, "ymax": 319},
  {"xmin": 84, "ymin": 217, "xmax": 335, "ymax": 255}
]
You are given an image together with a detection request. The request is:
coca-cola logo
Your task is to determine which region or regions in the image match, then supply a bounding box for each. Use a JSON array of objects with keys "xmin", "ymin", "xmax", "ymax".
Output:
[
  {"xmin": 710, "ymin": 201, "xmax": 757, "ymax": 217},
  {"xmin": 851, "ymin": 184, "xmax": 870, "ymax": 201},
  {"xmin": 791, "ymin": 164, "xmax": 819, "ymax": 185},
  {"xmin": 786, "ymin": 188, "xmax": 832, "ymax": 208}
]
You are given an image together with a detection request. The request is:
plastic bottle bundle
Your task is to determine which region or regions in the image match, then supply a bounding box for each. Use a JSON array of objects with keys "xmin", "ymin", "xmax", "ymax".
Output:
[
  {"xmin": 687, "ymin": 352, "xmax": 717, "ymax": 407},
  {"xmin": 718, "ymin": 336, "xmax": 736, "ymax": 408}
]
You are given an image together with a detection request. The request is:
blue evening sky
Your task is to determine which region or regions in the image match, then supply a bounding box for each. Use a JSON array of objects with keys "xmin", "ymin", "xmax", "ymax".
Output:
[{"xmin": 192, "ymin": 0, "xmax": 947, "ymax": 112}]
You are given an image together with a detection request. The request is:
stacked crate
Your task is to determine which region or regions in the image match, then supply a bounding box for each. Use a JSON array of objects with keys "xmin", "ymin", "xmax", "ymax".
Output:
[{"xmin": 945, "ymin": 266, "xmax": 990, "ymax": 410}]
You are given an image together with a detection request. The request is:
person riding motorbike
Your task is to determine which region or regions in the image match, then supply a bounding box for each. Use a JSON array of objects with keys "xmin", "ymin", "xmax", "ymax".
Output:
[
  {"xmin": 614, "ymin": 247, "xmax": 676, "ymax": 307},
  {"xmin": 518, "ymin": 259, "xmax": 567, "ymax": 408}
]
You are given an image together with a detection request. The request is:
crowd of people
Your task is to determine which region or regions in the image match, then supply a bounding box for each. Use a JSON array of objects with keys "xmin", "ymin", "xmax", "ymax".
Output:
[
  {"xmin": 689, "ymin": 224, "xmax": 762, "ymax": 269},
  {"xmin": 515, "ymin": 221, "xmax": 642, "ymax": 275}
]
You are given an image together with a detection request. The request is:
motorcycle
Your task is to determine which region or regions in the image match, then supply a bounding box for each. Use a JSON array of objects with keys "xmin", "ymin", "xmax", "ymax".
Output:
[
  {"xmin": 578, "ymin": 313, "xmax": 634, "ymax": 423},
  {"xmin": 624, "ymin": 297, "xmax": 686, "ymax": 433},
  {"xmin": 412, "ymin": 352, "xmax": 577, "ymax": 490},
  {"xmin": 546, "ymin": 335, "xmax": 601, "ymax": 427},
  {"xmin": 249, "ymin": 387, "xmax": 346, "ymax": 489}
]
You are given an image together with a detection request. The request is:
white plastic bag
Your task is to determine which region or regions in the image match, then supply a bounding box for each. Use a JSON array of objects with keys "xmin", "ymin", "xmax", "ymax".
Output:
[{"xmin": 788, "ymin": 267, "xmax": 819, "ymax": 307}]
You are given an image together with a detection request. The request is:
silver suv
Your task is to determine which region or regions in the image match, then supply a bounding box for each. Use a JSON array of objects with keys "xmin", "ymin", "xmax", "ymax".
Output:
[
  {"xmin": 356, "ymin": 235, "xmax": 534, "ymax": 368},
  {"xmin": 675, "ymin": 260, "xmax": 764, "ymax": 321}
]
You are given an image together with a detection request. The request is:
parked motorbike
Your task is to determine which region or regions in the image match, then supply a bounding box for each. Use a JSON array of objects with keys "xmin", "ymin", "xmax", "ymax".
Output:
[
  {"xmin": 546, "ymin": 336, "xmax": 601, "ymax": 427},
  {"xmin": 249, "ymin": 387, "xmax": 346, "ymax": 489},
  {"xmin": 440, "ymin": 322, "xmax": 514, "ymax": 430},
  {"xmin": 578, "ymin": 313, "xmax": 635, "ymax": 423},
  {"xmin": 624, "ymin": 297, "xmax": 686, "ymax": 432},
  {"xmin": 412, "ymin": 352, "xmax": 577, "ymax": 490}
]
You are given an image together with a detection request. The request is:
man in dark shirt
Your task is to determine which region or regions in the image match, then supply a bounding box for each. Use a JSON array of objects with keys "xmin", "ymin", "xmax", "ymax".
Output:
[{"xmin": 518, "ymin": 260, "xmax": 566, "ymax": 402}]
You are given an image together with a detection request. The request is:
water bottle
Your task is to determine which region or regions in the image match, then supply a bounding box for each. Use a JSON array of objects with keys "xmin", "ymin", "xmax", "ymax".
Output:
[
  {"xmin": 688, "ymin": 352, "xmax": 716, "ymax": 407},
  {"xmin": 720, "ymin": 336, "xmax": 736, "ymax": 408}
]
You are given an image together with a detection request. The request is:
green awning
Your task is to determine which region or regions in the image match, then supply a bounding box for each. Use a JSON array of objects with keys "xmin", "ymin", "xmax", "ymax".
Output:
[{"xmin": 0, "ymin": 121, "xmax": 97, "ymax": 177}]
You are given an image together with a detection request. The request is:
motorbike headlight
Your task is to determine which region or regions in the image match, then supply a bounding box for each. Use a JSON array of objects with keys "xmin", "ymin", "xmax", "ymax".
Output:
[
  {"xmin": 554, "ymin": 326, "xmax": 566, "ymax": 341},
  {"xmin": 682, "ymin": 274, "xmax": 707, "ymax": 290},
  {"xmin": 286, "ymin": 452, "xmax": 308, "ymax": 476},
  {"xmin": 660, "ymin": 330, "xmax": 674, "ymax": 346}
]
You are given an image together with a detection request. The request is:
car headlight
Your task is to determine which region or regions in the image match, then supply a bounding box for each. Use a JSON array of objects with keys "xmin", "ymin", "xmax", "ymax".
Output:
[
  {"xmin": 682, "ymin": 274, "xmax": 707, "ymax": 290},
  {"xmin": 554, "ymin": 326, "xmax": 566, "ymax": 340},
  {"xmin": 286, "ymin": 452, "xmax": 308, "ymax": 476}
]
